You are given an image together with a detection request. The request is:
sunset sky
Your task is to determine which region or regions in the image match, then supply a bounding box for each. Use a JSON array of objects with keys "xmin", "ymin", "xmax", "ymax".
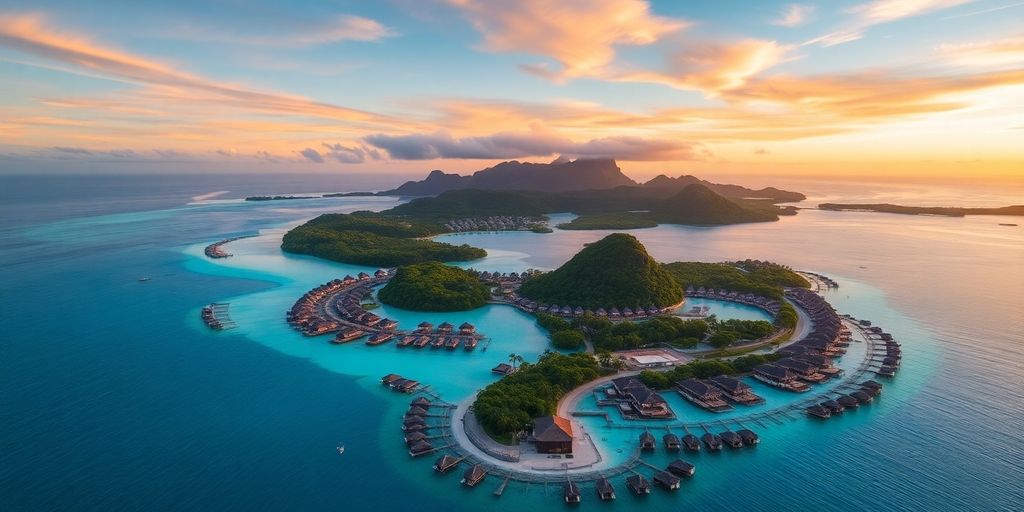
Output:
[{"xmin": 0, "ymin": 0, "xmax": 1022, "ymax": 179}]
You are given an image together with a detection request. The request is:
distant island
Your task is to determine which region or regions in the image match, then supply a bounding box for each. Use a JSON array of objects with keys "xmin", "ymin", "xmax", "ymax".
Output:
[
  {"xmin": 819, "ymin": 203, "xmax": 1024, "ymax": 217},
  {"xmin": 377, "ymin": 262, "xmax": 490, "ymax": 311},
  {"xmin": 245, "ymin": 195, "xmax": 318, "ymax": 201},
  {"xmin": 518, "ymin": 233, "xmax": 684, "ymax": 310},
  {"xmin": 382, "ymin": 157, "xmax": 806, "ymax": 204},
  {"xmin": 281, "ymin": 212, "xmax": 485, "ymax": 267},
  {"xmin": 281, "ymin": 158, "xmax": 808, "ymax": 266}
]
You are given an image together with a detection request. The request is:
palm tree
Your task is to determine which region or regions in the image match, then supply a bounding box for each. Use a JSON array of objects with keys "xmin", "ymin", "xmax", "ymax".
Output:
[{"xmin": 508, "ymin": 352, "xmax": 520, "ymax": 370}]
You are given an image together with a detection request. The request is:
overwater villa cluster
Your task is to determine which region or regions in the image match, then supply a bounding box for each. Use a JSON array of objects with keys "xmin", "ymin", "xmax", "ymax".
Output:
[
  {"xmin": 394, "ymin": 321, "xmax": 480, "ymax": 351},
  {"xmin": 749, "ymin": 287, "xmax": 848, "ymax": 393},
  {"xmin": 443, "ymin": 216, "xmax": 546, "ymax": 233},
  {"xmin": 200, "ymin": 303, "xmax": 235, "ymax": 330},
  {"xmin": 684, "ymin": 286, "xmax": 782, "ymax": 316},
  {"xmin": 285, "ymin": 271, "xmax": 390, "ymax": 337},
  {"xmin": 504, "ymin": 296, "xmax": 680, "ymax": 319},
  {"xmin": 604, "ymin": 376, "xmax": 674, "ymax": 419},
  {"xmin": 675, "ymin": 376, "xmax": 765, "ymax": 412}
]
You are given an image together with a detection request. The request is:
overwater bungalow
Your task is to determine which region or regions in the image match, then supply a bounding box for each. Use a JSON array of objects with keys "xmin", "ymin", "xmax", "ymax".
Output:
[
  {"xmin": 640, "ymin": 431, "xmax": 656, "ymax": 451},
  {"xmin": 382, "ymin": 374, "xmax": 402, "ymax": 386},
  {"xmin": 663, "ymin": 433, "xmax": 681, "ymax": 451},
  {"xmin": 653, "ymin": 471, "xmax": 680, "ymax": 490},
  {"xmin": 611, "ymin": 377, "xmax": 673, "ymax": 418},
  {"xmin": 821, "ymin": 400, "xmax": 845, "ymax": 414},
  {"xmin": 737, "ymin": 429, "xmax": 759, "ymax": 445},
  {"xmin": 409, "ymin": 440, "xmax": 433, "ymax": 456},
  {"xmin": 437, "ymin": 322, "xmax": 454, "ymax": 333},
  {"xmin": 397, "ymin": 335, "xmax": 416, "ymax": 347},
  {"xmin": 357, "ymin": 272, "xmax": 370, "ymax": 280},
  {"xmin": 416, "ymin": 322, "xmax": 433, "ymax": 333},
  {"xmin": 463, "ymin": 337, "xmax": 479, "ymax": 350},
  {"xmin": 806, "ymin": 405, "xmax": 831, "ymax": 419},
  {"xmin": 461, "ymin": 465, "xmax": 487, "ymax": 487},
  {"xmin": 708, "ymin": 375, "xmax": 764, "ymax": 405},
  {"xmin": 563, "ymin": 481, "xmax": 581, "ymax": 503},
  {"xmin": 445, "ymin": 337, "xmax": 461, "ymax": 350},
  {"xmin": 404, "ymin": 431, "xmax": 427, "ymax": 445},
  {"xmin": 491, "ymin": 363, "xmax": 515, "ymax": 376},
  {"xmin": 837, "ymin": 395, "xmax": 860, "ymax": 408},
  {"xmin": 861, "ymin": 380, "xmax": 883, "ymax": 392},
  {"xmin": 374, "ymin": 269, "xmax": 388, "ymax": 278},
  {"xmin": 877, "ymin": 366, "xmax": 897, "ymax": 377},
  {"xmin": 366, "ymin": 332, "xmax": 395, "ymax": 346},
  {"xmin": 411, "ymin": 397, "xmax": 431, "ymax": 407},
  {"xmin": 667, "ymin": 459, "xmax": 695, "ymax": 477},
  {"xmin": 433, "ymin": 454, "xmax": 460, "ymax": 474},
  {"xmin": 701, "ymin": 432, "xmax": 722, "ymax": 451},
  {"xmin": 676, "ymin": 378, "xmax": 733, "ymax": 412},
  {"xmin": 850, "ymin": 390, "xmax": 873, "ymax": 403},
  {"xmin": 753, "ymin": 364, "xmax": 810, "ymax": 392},
  {"xmin": 626, "ymin": 475, "xmax": 651, "ymax": 495},
  {"xmin": 682, "ymin": 434, "xmax": 701, "ymax": 452},
  {"xmin": 595, "ymin": 478, "xmax": 616, "ymax": 500},
  {"xmin": 860, "ymin": 385, "xmax": 881, "ymax": 397},
  {"xmin": 413, "ymin": 336, "xmax": 431, "ymax": 348},
  {"xmin": 459, "ymin": 322, "xmax": 476, "ymax": 334},
  {"xmin": 407, "ymin": 406, "xmax": 428, "ymax": 416},
  {"xmin": 775, "ymin": 358, "xmax": 828, "ymax": 383},
  {"xmin": 431, "ymin": 336, "xmax": 446, "ymax": 348},
  {"xmin": 402, "ymin": 416, "xmax": 426, "ymax": 429},
  {"xmin": 720, "ymin": 431, "xmax": 743, "ymax": 448},
  {"xmin": 394, "ymin": 379, "xmax": 419, "ymax": 393},
  {"xmin": 595, "ymin": 308, "xmax": 608, "ymax": 317}
]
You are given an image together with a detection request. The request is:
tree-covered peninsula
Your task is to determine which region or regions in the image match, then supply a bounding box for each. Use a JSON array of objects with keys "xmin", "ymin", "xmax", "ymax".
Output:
[
  {"xmin": 518, "ymin": 233, "xmax": 684, "ymax": 309},
  {"xmin": 377, "ymin": 262, "xmax": 490, "ymax": 311},
  {"xmin": 281, "ymin": 212, "xmax": 485, "ymax": 267},
  {"xmin": 473, "ymin": 352, "xmax": 601, "ymax": 438}
]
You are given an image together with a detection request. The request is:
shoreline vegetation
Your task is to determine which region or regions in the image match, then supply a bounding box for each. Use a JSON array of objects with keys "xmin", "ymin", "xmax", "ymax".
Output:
[
  {"xmin": 377, "ymin": 262, "xmax": 490, "ymax": 312},
  {"xmin": 473, "ymin": 352, "xmax": 603, "ymax": 439},
  {"xmin": 819, "ymin": 203, "xmax": 1024, "ymax": 217}
]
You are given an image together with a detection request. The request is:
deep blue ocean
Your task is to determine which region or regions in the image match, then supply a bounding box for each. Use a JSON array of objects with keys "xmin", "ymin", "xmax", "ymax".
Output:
[{"xmin": 1, "ymin": 174, "xmax": 1021, "ymax": 511}]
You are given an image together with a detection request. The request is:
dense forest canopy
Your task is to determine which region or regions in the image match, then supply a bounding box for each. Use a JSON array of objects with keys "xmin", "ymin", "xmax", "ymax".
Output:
[
  {"xmin": 473, "ymin": 352, "xmax": 601, "ymax": 438},
  {"xmin": 518, "ymin": 233, "xmax": 684, "ymax": 309},
  {"xmin": 661, "ymin": 260, "xmax": 809, "ymax": 300},
  {"xmin": 377, "ymin": 262, "xmax": 490, "ymax": 311}
]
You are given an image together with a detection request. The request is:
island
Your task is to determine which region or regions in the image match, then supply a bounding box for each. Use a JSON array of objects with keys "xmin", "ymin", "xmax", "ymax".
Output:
[
  {"xmin": 281, "ymin": 212, "xmax": 486, "ymax": 267},
  {"xmin": 378, "ymin": 262, "xmax": 491, "ymax": 312},
  {"xmin": 819, "ymin": 203, "xmax": 1024, "ymax": 217},
  {"xmin": 245, "ymin": 195, "xmax": 318, "ymax": 201},
  {"xmin": 518, "ymin": 233, "xmax": 684, "ymax": 310}
]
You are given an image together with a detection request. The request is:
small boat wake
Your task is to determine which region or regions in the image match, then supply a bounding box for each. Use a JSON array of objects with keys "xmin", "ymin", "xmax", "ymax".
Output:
[{"xmin": 336, "ymin": 444, "xmax": 346, "ymax": 456}]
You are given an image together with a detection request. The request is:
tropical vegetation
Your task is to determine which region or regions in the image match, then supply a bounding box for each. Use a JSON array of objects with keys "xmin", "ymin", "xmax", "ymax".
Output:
[
  {"xmin": 377, "ymin": 262, "xmax": 490, "ymax": 311},
  {"xmin": 518, "ymin": 233, "xmax": 683, "ymax": 309},
  {"xmin": 473, "ymin": 352, "xmax": 601, "ymax": 438}
]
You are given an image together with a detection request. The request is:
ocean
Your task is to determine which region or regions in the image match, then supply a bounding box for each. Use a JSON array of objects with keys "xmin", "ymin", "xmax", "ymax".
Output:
[{"xmin": 1, "ymin": 173, "xmax": 1021, "ymax": 511}]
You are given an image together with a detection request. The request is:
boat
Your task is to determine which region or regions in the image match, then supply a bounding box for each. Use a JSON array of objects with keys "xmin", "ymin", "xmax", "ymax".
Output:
[
  {"xmin": 336, "ymin": 444, "xmax": 345, "ymax": 455},
  {"xmin": 138, "ymin": 277, "xmax": 151, "ymax": 282}
]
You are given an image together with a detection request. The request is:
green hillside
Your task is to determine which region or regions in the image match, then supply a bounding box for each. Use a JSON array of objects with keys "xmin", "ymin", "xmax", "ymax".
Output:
[{"xmin": 518, "ymin": 233, "xmax": 683, "ymax": 309}]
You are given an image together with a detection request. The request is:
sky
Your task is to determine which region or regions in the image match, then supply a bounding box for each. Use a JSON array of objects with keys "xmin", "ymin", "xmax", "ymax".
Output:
[{"xmin": 0, "ymin": 0, "xmax": 1022, "ymax": 180}]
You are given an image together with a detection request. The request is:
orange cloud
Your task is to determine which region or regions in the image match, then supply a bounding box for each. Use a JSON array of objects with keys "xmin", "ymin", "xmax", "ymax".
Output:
[
  {"xmin": 614, "ymin": 39, "xmax": 791, "ymax": 93},
  {"xmin": 0, "ymin": 12, "xmax": 398, "ymax": 126},
  {"xmin": 448, "ymin": 0, "xmax": 686, "ymax": 78}
]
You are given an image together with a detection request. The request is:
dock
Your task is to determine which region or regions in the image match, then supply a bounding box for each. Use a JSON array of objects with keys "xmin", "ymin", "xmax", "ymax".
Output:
[{"xmin": 200, "ymin": 303, "xmax": 236, "ymax": 330}]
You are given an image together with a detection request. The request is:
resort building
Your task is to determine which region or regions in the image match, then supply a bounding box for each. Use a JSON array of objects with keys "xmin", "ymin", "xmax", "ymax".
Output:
[
  {"xmin": 753, "ymin": 364, "xmax": 810, "ymax": 392},
  {"xmin": 610, "ymin": 377, "xmax": 673, "ymax": 418},
  {"xmin": 675, "ymin": 378, "xmax": 733, "ymax": 412},
  {"xmin": 708, "ymin": 375, "xmax": 765, "ymax": 405},
  {"xmin": 532, "ymin": 415, "xmax": 573, "ymax": 454}
]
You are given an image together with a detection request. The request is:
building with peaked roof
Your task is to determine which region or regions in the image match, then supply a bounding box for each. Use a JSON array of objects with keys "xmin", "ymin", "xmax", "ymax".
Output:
[{"xmin": 532, "ymin": 415, "xmax": 574, "ymax": 454}]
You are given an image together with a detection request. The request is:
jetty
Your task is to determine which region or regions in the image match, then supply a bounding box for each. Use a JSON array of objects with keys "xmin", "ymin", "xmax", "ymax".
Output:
[
  {"xmin": 200, "ymin": 303, "xmax": 236, "ymax": 330},
  {"xmin": 204, "ymin": 236, "xmax": 253, "ymax": 259}
]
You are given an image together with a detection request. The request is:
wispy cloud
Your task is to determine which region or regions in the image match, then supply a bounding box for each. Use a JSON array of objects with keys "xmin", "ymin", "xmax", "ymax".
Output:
[
  {"xmin": 771, "ymin": 4, "xmax": 816, "ymax": 27},
  {"xmin": 937, "ymin": 35, "xmax": 1024, "ymax": 67},
  {"xmin": 806, "ymin": 0, "xmax": 978, "ymax": 47},
  {"xmin": 173, "ymin": 14, "xmax": 397, "ymax": 47},
  {"xmin": 613, "ymin": 39, "xmax": 791, "ymax": 93},
  {"xmin": 0, "ymin": 12, "xmax": 397, "ymax": 125}
]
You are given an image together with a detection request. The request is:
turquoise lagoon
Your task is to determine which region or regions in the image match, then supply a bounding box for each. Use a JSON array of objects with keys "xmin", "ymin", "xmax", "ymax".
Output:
[{"xmin": 2, "ymin": 177, "xmax": 1022, "ymax": 511}]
